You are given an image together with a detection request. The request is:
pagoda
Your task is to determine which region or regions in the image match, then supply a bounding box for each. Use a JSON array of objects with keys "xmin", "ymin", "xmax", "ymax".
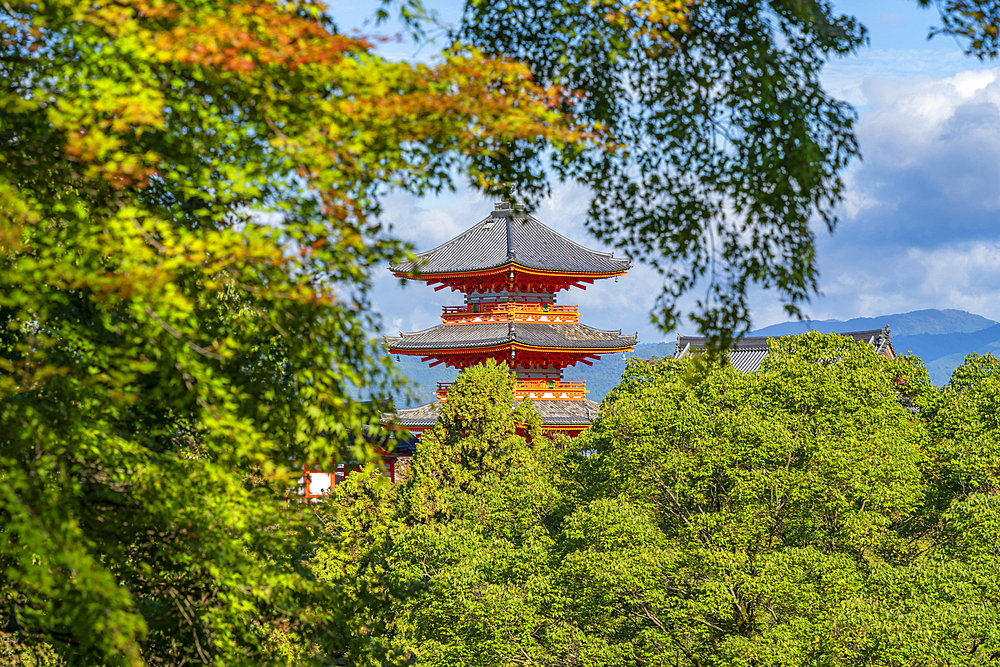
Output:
[{"xmin": 385, "ymin": 201, "xmax": 638, "ymax": 437}]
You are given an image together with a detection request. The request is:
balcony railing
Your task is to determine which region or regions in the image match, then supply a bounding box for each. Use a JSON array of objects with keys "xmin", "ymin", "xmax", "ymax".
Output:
[
  {"xmin": 441, "ymin": 302, "xmax": 579, "ymax": 325},
  {"xmin": 436, "ymin": 379, "xmax": 587, "ymax": 401}
]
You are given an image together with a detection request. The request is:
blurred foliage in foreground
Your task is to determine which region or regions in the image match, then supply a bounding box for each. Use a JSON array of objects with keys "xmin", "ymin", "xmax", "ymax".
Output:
[{"xmin": 0, "ymin": 0, "xmax": 584, "ymax": 663}]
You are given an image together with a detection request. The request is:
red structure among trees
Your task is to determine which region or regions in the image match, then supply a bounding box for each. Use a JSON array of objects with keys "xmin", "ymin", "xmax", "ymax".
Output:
[{"xmin": 386, "ymin": 201, "xmax": 637, "ymax": 437}]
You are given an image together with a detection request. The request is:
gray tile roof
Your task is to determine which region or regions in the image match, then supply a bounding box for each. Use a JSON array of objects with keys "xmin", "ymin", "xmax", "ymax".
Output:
[
  {"xmin": 386, "ymin": 322, "xmax": 638, "ymax": 351},
  {"xmin": 389, "ymin": 206, "xmax": 631, "ymax": 277},
  {"xmin": 384, "ymin": 401, "xmax": 440, "ymax": 428},
  {"xmin": 674, "ymin": 326, "xmax": 894, "ymax": 373},
  {"xmin": 531, "ymin": 398, "xmax": 602, "ymax": 425},
  {"xmin": 385, "ymin": 398, "xmax": 602, "ymax": 428}
]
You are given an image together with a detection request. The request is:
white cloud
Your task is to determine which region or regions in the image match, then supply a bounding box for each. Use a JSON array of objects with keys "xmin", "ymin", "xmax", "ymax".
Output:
[
  {"xmin": 747, "ymin": 66, "xmax": 1000, "ymax": 328},
  {"xmin": 371, "ymin": 62, "xmax": 1000, "ymax": 337},
  {"xmin": 839, "ymin": 67, "xmax": 1000, "ymax": 234},
  {"xmin": 794, "ymin": 239, "xmax": 1000, "ymax": 326},
  {"xmin": 822, "ymin": 49, "xmax": 993, "ymax": 108},
  {"xmin": 379, "ymin": 188, "xmax": 489, "ymax": 247},
  {"xmin": 904, "ymin": 242, "xmax": 1000, "ymax": 321}
]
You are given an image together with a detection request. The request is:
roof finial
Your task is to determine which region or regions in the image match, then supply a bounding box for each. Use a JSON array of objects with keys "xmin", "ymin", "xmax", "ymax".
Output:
[
  {"xmin": 494, "ymin": 182, "xmax": 512, "ymax": 211},
  {"xmin": 494, "ymin": 183, "xmax": 527, "ymax": 211}
]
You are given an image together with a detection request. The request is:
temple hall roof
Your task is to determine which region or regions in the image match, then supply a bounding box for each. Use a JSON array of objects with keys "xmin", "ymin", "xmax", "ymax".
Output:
[
  {"xmin": 386, "ymin": 322, "xmax": 638, "ymax": 352},
  {"xmin": 530, "ymin": 397, "xmax": 602, "ymax": 425},
  {"xmin": 674, "ymin": 326, "xmax": 895, "ymax": 373},
  {"xmin": 386, "ymin": 398, "xmax": 602, "ymax": 429},
  {"xmin": 389, "ymin": 206, "xmax": 631, "ymax": 277}
]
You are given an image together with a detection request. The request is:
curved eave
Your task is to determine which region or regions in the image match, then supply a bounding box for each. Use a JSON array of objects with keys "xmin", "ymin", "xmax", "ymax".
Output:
[
  {"xmin": 513, "ymin": 341, "xmax": 636, "ymax": 355},
  {"xmin": 386, "ymin": 342, "xmax": 634, "ymax": 356},
  {"xmin": 387, "ymin": 341, "xmax": 511, "ymax": 356},
  {"xmin": 385, "ymin": 323, "xmax": 638, "ymax": 358},
  {"xmin": 392, "ymin": 261, "xmax": 630, "ymax": 283}
]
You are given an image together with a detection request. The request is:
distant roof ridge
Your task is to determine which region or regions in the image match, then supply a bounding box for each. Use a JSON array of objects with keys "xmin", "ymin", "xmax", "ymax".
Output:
[{"xmin": 677, "ymin": 325, "xmax": 891, "ymax": 345}]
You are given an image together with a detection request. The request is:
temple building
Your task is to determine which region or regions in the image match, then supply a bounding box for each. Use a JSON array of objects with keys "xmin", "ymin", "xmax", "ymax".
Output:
[
  {"xmin": 385, "ymin": 201, "xmax": 638, "ymax": 437},
  {"xmin": 673, "ymin": 326, "xmax": 896, "ymax": 370}
]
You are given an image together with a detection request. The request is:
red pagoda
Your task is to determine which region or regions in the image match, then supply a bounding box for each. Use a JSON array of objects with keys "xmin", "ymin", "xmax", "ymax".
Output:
[{"xmin": 385, "ymin": 201, "xmax": 637, "ymax": 437}]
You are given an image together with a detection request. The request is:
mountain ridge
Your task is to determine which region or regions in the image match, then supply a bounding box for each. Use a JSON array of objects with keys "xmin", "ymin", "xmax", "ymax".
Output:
[
  {"xmin": 390, "ymin": 308, "xmax": 1000, "ymax": 403},
  {"xmin": 749, "ymin": 309, "xmax": 997, "ymax": 337},
  {"xmin": 748, "ymin": 309, "xmax": 999, "ymax": 386}
]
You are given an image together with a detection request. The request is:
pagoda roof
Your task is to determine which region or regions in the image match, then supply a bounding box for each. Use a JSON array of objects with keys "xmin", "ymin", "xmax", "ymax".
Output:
[
  {"xmin": 389, "ymin": 207, "xmax": 631, "ymax": 278},
  {"xmin": 386, "ymin": 398, "xmax": 602, "ymax": 429},
  {"xmin": 674, "ymin": 326, "xmax": 895, "ymax": 373},
  {"xmin": 386, "ymin": 322, "xmax": 638, "ymax": 353}
]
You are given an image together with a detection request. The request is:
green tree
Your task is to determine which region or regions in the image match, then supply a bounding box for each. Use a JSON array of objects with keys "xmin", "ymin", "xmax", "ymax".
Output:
[
  {"xmin": 301, "ymin": 469, "xmax": 406, "ymax": 667},
  {"xmin": 457, "ymin": 0, "xmax": 867, "ymax": 342},
  {"xmin": 307, "ymin": 360, "xmax": 557, "ymax": 666},
  {"xmin": 838, "ymin": 353, "xmax": 1000, "ymax": 666},
  {"xmin": 383, "ymin": 362, "xmax": 570, "ymax": 666},
  {"xmin": 386, "ymin": 453, "xmax": 571, "ymax": 667},
  {"xmin": 556, "ymin": 334, "xmax": 927, "ymax": 665},
  {"xmin": 452, "ymin": 0, "xmax": 1000, "ymax": 344},
  {"xmin": 374, "ymin": 334, "xmax": 985, "ymax": 666},
  {"xmin": 5, "ymin": 0, "xmax": 1000, "ymax": 662},
  {"xmin": 335, "ymin": 338, "xmax": 1000, "ymax": 667},
  {"xmin": 400, "ymin": 359, "xmax": 544, "ymax": 522},
  {"xmin": 920, "ymin": 0, "xmax": 1000, "ymax": 59},
  {"xmin": 932, "ymin": 352, "xmax": 1000, "ymax": 498},
  {"xmin": 0, "ymin": 1, "xmax": 584, "ymax": 664},
  {"xmin": 912, "ymin": 353, "xmax": 1000, "ymax": 540}
]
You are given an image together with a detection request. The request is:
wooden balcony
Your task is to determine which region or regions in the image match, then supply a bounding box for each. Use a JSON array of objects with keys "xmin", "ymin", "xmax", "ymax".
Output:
[
  {"xmin": 436, "ymin": 379, "xmax": 587, "ymax": 401},
  {"xmin": 441, "ymin": 302, "xmax": 579, "ymax": 325}
]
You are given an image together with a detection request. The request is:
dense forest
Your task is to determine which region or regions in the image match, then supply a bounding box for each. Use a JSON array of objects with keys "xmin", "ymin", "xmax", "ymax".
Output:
[
  {"xmin": 11, "ymin": 331, "xmax": 1000, "ymax": 665},
  {"xmin": 301, "ymin": 333, "xmax": 1000, "ymax": 666},
  {"xmin": 3, "ymin": 0, "xmax": 1000, "ymax": 664}
]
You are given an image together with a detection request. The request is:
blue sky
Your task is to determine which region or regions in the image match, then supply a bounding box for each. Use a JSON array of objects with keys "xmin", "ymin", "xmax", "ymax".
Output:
[{"xmin": 338, "ymin": 1, "xmax": 1000, "ymax": 344}]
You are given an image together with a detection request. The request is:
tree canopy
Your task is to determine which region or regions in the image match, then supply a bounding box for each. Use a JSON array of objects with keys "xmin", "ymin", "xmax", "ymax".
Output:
[
  {"xmin": 337, "ymin": 337, "xmax": 1000, "ymax": 667},
  {"xmin": 452, "ymin": 0, "xmax": 1000, "ymax": 343},
  {"xmin": 399, "ymin": 359, "xmax": 544, "ymax": 522},
  {"xmin": 3, "ymin": 0, "xmax": 1000, "ymax": 663},
  {"xmin": 457, "ymin": 0, "xmax": 867, "ymax": 342}
]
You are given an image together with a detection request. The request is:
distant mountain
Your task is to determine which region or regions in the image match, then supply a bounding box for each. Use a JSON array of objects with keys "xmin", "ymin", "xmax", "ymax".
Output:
[
  {"xmin": 389, "ymin": 309, "xmax": 1000, "ymax": 404},
  {"xmin": 750, "ymin": 309, "xmax": 1000, "ymax": 385},
  {"xmin": 391, "ymin": 355, "xmax": 458, "ymax": 407},
  {"xmin": 564, "ymin": 309, "xmax": 1000, "ymax": 391},
  {"xmin": 750, "ymin": 309, "xmax": 996, "ymax": 337},
  {"xmin": 893, "ymin": 324, "xmax": 1000, "ymax": 384}
]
